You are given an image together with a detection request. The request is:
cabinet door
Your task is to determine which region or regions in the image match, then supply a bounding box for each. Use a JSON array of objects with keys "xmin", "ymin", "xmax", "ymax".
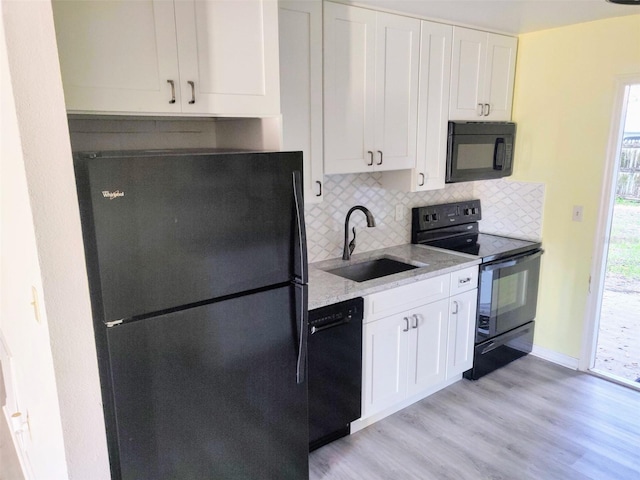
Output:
[
  {"xmin": 174, "ymin": 0, "xmax": 280, "ymax": 116},
  {"xmin": 362, "ymin": 313, "xmax": 409, "ymax": 417},
  {"xmin": 449, "ymin": 27, "xmax": 486, "ymax": 121},
  {"xmin": 279, "ymin": 0, "xmax": 324, "ymax": 203},
  {"xmin": 447, "ymin": 289, "xmax": 478, "ymax": 379},
  {"xmin": 407, "ymin": 299, "xmax": 448, "ymax": 396},
  {"xmin": 484, "ymin": 34, "xmax": 517, "ymax": 121},
  {"xmin": 52, "ymin": 0, "xmax": 181, "ymax": 113},
  {"xmin": 415, "ymin": 20, "xmax": 452, "ymax": 190},
  {"xmin": 373, "ymin": 12, "xmax": 420, "ymax": 172},
  {"xmin": 323, "ymin": 3, "xmax": 376, "ymax": 174}
]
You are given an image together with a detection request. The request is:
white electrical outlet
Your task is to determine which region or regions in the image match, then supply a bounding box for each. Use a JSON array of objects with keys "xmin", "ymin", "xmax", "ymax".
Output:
[
  {"xmin": 395, "ymin": 205, "xmax": 404, "ymax": 221},
  {"xmin": 572, "ymin": 205, "xmax": 584, "ymax": 222}
]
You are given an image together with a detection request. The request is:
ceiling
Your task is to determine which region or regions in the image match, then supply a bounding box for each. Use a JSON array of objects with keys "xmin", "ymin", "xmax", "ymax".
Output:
[{"xmin": 351, "ymin": 0, "xmax": 639, "ymax": 34}]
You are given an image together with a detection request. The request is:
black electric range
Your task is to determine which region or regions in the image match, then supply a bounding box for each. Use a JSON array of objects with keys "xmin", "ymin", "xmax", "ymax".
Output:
[
  {"xmin": 412, "ymin": 199, "xmax": 543, "ymax": 380},
  {"xmin": 411, "ymin": 199, "xmax": 541, "ymax": 262}
]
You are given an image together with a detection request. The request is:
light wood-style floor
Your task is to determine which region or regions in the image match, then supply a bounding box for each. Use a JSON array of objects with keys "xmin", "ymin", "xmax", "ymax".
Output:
[
  {"xmin": 310, "ymin": 356, "xmax": 640, "ymax": 480},
  {"xmin": 2, "ymin": 357, "xmax": 638, "ymax": 480}
]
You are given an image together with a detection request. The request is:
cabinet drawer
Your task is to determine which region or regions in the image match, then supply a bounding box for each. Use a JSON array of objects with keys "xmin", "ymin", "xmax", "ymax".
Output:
[
  {"xmin": 450, "ymin": 266, "xmax": 478, "ymax": 295},
  {"xmin": 364, "ymin": 274, "xmax": 450, "ymax": 322}
]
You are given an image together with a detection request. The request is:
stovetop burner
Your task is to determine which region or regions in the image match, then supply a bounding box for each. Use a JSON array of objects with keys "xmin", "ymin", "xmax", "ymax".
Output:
[{"xmin": 411, "ymin": 200, "xmax": 541, "ymax": 263}]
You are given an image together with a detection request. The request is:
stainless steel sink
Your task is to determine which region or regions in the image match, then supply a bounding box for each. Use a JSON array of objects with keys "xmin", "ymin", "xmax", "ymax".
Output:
[{"xmin": 326, "ymin": 257, "xmax": 419, "ymax": 283}]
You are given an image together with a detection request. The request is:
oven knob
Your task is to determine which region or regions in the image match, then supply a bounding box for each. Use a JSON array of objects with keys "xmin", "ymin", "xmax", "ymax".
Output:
[
  {"xmin": 432, "ymin": 213, "xmax": 438, "ymax": 221},
  {"xmin": 464, "ymin": 208, "xmax": 471, "ymax": 215},
  {"xmin": 472, "ymin": 207, "xmax": 479, "ymax": 215}
]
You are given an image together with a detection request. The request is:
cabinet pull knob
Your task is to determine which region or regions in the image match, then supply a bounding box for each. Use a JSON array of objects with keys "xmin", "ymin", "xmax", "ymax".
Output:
[
  {"xmin": 477, "ymin": 103, "xmax": 484, "ymax": 116},
  {"xmin": 315, "ymin": 181, "xmax": 322, "ymax": 197},
  {"xmin": 167, "ymin": 80, "xmax": 176, "ymax": 104},
  {"xmin": 188, "ymin": 81, "xmax": 195, "ymax": 104},
  {"xmin": 484, "ymin": 103, "xmax": 491, "ymax": 116},
  {"xmin": 418, "ymin": 173, "xmax": 425, "ymax": 186},
  {"xmin": 411, "ymin": 314, "xmax": 419, "ymax": 329},
  {"xmin": 452, "ymin": 300, "xmax": 459, "ymax": 315},
  {"xmin": 377, "ymin": 150, "xmax": 383, "ymax": 166},
  {"xmin": 402, "ymin": 317, "xmax": 409, "ymax": 332},
  {"xmin": 367, "ymin": 151, "xmax": 374, "ymax": 166},
  {"xmin": 458, "ymin": 277, "xmax": 471, "ymax": 285}
]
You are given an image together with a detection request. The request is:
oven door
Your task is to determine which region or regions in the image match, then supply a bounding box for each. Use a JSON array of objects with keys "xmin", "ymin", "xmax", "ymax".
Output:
[
  {"xmin": 476, "ymin": 249, "xmax": 543, "ymax": 343},
  {"xmin": 446, "ymin": 132, "xmax": 514, "ymax": 183}
]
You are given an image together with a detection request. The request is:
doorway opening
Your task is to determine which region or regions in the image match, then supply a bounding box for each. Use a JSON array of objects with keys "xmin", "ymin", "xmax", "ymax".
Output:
[{"xmin": 590, "ymin": 83, "xmax": 640, "ymax": 388}]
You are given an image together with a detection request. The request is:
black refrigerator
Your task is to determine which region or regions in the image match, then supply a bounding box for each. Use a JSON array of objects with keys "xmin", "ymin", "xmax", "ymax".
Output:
[{"xmin": 74, "ymin": 149, "xmax": 309, "ymax": 480}]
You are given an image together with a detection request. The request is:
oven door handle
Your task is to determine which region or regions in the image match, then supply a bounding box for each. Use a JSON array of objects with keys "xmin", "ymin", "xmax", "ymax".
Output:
[{"xmin": 482, "ymin": 249, "xmax": 544, "ymax": 272}]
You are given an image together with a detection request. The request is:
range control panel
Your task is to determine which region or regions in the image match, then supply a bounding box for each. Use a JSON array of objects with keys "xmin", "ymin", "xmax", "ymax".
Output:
[{"xmin": 411, "ymin": 199, "xmax": 482, "ymax": 241}]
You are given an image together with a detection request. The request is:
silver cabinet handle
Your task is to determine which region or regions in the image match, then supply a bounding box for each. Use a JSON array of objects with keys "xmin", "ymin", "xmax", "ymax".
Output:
[
  {"xmin": 367, "ymin": 151, "xmax": 374, "ymax": 166},
  {"xmin": 315, "ymin": 181, "xmax": 322, "ymax": 197},
  {"xmin": 484, "ymin": 103, "xmax": 491, "ymax": 116},
  {"xmin": 477, "ymin": 103, "xmax": 484, "ymax": 116},
  {"xmin": 188, "ymin": 81, "xmax": 195, "ymax": 104},
  {"xmin": 458, "ymin": 277, "xmax": 471, "ymax": 285},
  {"xmin": 418, "ymin": 173, "xmax": 425, "ymax": 186},
  {"xmin": 411, "ymin": 314, "xmax": 419, "ymax": 329},
  {"xmin": 402, "ymin": 317, "xmax": 409, "ymax": 332},
  {"xmin": 377, "ymin": 150, "xmax": 383, "ymax": 166},
  {"xmin": 167, "ymin": 80, "xmax": 176, "ymax": 104},
  {"xmin": 452, "ymin": 300, "xmax": 459, "ymax": 315}
]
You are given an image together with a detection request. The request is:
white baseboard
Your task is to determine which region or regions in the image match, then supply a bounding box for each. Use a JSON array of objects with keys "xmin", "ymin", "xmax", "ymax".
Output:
[{"xmin": 531, "ymin": 345, "xmax": 579, "ymax": 370}]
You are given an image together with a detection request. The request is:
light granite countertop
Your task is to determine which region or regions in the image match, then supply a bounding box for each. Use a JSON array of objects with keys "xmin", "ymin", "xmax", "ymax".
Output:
[{"xmin": 308, "ymin": 244, "xmax": 481, "ymax": 309}]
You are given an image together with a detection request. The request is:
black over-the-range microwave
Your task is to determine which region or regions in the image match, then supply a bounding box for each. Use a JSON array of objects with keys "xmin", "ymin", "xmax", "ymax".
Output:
[{"xmin": 446, "ymin": 121, "xmax": 516, "ymax": 183}]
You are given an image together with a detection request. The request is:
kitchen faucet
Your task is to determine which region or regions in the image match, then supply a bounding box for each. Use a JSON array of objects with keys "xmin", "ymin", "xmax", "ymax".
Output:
[{"xmin": 343, "ymin": 206, "xmax": 376, "ymax": 260}]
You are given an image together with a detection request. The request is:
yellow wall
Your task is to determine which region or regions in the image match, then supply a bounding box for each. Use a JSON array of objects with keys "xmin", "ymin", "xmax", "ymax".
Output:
[{"xmin": 512, "ymin": 15, "xmax": 640, "ymax": 358}]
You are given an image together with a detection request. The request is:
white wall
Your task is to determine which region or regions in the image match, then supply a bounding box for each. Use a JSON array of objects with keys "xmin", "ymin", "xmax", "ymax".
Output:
[
  {"xmin": 1, "ymin": 1, "xmax": 109, "ymax": 478},
  {"xmin": 1, "ymin": 8, "xmax": 66, "ymax": 478}
]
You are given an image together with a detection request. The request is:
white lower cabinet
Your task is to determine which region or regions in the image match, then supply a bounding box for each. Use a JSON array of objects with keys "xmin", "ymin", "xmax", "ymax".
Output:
[
  {"xmin": 447, "ymin": 289, "xmax": 478, "ymax": 379},
  {"xmin": 406, "ymin": 299, "xmax": 449, "ymax": 396},
  {"xmin": 358, "ymin": 268, "xmax": 478, "ymax": 426},
  {"xmin": 362, "ymin": 298, "xmax": 448, "ymax": 418}
]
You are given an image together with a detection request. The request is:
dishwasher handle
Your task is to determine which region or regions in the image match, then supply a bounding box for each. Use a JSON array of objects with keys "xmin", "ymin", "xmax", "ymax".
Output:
[{"xmin": 310, "ymin": 316, "xmax": 351, "ymax": 334}]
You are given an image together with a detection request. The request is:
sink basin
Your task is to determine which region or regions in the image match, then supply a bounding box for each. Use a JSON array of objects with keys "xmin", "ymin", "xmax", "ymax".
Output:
[{"xmin": 326, "ymin": 257, "xmax": 419, "ymax": 283}]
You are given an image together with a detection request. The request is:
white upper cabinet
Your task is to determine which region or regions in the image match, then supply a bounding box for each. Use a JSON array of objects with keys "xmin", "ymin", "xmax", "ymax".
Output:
[
  {"xmin": 383, "ymin": 20, "xmax": 452, "ymax": 192},
  {"xmin": 52, "ymin": 0, "xmax": 280, "ymax": 116},
  {"xmin": 323, "ymin": 2, "xmax": 420, "ymax": 174},
  {"xmin": 53, "ymin": 0, "xmax": 182, "ymax": 114},
  {"xmin": 174, "ymin": 0, "xmax": 280, "ymax": 116},
  {"xmin": 449, "ymin": 27, "xmax": 517, "ymax": 121},
  {"xmin": 278, "ymin": 0, "xmax": 324, "ymax": 203}
]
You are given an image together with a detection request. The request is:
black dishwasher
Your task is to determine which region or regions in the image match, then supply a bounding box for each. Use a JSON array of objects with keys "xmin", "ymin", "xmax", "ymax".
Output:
[{"xmin": 308, "ymin": 297, "xmax": 363, "ymax": 451}]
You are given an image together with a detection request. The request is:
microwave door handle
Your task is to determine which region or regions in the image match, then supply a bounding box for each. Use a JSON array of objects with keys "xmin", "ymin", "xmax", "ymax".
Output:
[
  {"xmin": 493, "ymin": 138, "xmax": 505, "ymax": 170},
  {"xmin": 482, "ymin": 249, "xmax": 544, "ymax": 272}
]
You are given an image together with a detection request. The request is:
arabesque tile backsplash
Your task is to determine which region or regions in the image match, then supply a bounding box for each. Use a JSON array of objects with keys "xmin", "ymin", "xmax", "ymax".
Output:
[{"xmin": 305, "ymin": 175, "xmax": 545, "ymax": 263}]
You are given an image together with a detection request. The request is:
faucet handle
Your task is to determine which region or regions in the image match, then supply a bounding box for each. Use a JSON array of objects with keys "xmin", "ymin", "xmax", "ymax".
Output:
[{"xmin": 348, "ymin": 227, "xmax": 357, "ymax": 256}]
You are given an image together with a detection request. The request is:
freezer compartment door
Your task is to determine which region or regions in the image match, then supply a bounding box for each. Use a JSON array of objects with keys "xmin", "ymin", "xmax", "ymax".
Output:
[
  {"xmin": 75, "ymin": 150, "xmax": 305, "ymax": 322},
  {"xmin": 104, "ymin": 284, "xmax": 308, "ymax": 480}
]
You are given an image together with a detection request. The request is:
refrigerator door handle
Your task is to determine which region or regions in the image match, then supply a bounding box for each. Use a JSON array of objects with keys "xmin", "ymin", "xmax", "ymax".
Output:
[
  {"xmin": 292, "ymin": 170, "xmax": 308, "ymax": 284},
  {"xmin": 295, "ymin": 285, "xmax": 308, "ymax": 384}
]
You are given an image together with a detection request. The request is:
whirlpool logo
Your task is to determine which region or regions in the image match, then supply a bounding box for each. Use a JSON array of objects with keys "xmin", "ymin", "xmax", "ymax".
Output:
[{"xmin": 102, "ymin": 190, "xmax": 125, "ymax": 200}]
